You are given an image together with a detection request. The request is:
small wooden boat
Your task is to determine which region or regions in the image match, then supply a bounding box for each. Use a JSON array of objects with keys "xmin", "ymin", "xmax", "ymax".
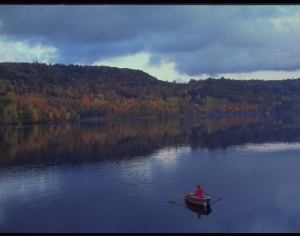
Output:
[
  {"xmin": 184, "ymin": 193, "xmax": 211, "ymax": 206},
  {"xmin": 185, "ymin": 199, "xmax": 212, "ymax": 216}
]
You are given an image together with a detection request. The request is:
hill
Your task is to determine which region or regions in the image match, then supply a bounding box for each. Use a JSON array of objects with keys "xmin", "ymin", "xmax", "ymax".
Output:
[{"xmin": 1, "ymin": 62, "xmax": 300, "ymax": 125}]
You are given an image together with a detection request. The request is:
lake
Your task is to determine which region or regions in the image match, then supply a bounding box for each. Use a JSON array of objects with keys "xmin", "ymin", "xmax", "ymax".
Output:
[{"xmin": 1, "ymin": 114, "xmax": 300, "ymax": 232}]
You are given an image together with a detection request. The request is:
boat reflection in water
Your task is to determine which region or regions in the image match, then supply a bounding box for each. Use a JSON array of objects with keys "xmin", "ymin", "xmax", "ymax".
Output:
[{"xmin": 185, "ymin": 199, "xmax": 212, "ymax": 219}]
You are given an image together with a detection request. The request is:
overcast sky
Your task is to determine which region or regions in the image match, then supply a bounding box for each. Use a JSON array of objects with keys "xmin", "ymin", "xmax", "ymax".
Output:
[{"xmin": 1, "ymin": 5, "xmax": 300, "ymax": 83}]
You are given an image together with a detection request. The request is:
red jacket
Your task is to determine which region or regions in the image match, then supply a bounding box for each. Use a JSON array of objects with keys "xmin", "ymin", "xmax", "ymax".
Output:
[{"xmin": 196, "ymin": 188, "xmax": 203, "ymax": 198}]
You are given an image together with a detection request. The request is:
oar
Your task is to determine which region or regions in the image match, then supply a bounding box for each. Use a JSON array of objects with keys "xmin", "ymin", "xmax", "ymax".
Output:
[
  {"xmin": 204, "ymin": 192, "xmax": 221, "ymax": 200},
  {"xmin": 209, "ymin": 198, "xmax": 221, "ymax": 205},
  {"xmin": 169, "ymin": 191, "xmax": 194, "ymax": 203}
]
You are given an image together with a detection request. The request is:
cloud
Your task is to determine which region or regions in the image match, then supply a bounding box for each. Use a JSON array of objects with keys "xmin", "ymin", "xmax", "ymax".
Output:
[
  {"xmin": 0, "ymin": 36, "xmax": 58, "ymax": 63},
  {"xmin": 93, "ymin": 51, "xmax": 194, "ymax": 83},
  {"xmin": 1, "ymin": 5, "xmax": 300, "ymax": 81}
]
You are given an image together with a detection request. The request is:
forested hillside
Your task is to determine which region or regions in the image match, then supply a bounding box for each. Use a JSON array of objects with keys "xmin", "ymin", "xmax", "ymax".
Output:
[{"xmin": 1, "ymin": 62, "xmax": 300, "ymax": 125}]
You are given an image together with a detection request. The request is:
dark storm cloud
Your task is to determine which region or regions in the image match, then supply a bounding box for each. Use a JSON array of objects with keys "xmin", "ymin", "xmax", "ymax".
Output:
[{"xmin": 0, "ymin": 5, "xmax": 299, "ymax": 76}]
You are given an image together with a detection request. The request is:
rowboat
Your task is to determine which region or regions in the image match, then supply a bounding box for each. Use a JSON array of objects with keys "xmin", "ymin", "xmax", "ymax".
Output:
[
  {"xmin": 185, "ymin": 199, "xmax": 212, "ymax": 216},
  {"xmin": 184, "ymin": 193, "xmax": 211, "ymax": 206}
]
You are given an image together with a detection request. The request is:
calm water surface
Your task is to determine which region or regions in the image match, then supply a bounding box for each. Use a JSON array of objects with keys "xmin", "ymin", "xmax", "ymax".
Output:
[{"xmin": 1, "ymin": 115, "xmax": 300, "ymax": 232}]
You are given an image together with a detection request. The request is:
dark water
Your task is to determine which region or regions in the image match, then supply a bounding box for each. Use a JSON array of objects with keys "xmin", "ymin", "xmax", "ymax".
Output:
[{"xmin": 1, "ymin": 114, "xmax": 300, "ymax": 232}]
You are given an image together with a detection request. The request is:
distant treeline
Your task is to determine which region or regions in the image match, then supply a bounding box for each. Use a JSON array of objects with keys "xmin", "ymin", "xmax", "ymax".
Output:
[{"xmin": 1, "ymin": 62, "xmax": 300, "ymax": 125}]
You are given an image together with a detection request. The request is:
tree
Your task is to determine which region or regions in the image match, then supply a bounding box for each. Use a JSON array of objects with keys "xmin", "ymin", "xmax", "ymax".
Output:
[{"xmin": 1, "ymin": 106, "xmax": 11, "ymax": 124}]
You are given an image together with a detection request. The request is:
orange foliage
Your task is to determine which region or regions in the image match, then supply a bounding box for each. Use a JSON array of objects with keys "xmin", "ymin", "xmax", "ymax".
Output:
[
  {"xmin": 36, "ymin": 98, "xmax": 48, "ymax": 109},
  {"xmin": 81, "ymin": 96, "xmax": 90, "ymax": 106}
]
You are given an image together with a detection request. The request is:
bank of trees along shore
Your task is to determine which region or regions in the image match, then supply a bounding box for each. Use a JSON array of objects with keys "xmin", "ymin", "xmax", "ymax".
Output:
[{"xmin": 1, "ymin": 62, "xmax": 300, "ymax": 125}]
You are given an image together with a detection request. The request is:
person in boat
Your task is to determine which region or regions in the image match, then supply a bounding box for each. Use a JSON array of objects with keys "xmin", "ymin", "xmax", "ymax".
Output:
[{"xmin": 194, "ymin": 185, "xmax": 203, "ymax": 198}]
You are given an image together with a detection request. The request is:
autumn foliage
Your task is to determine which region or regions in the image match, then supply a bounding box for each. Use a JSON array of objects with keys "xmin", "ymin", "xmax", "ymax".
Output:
[{"xmin": 1, "ymin": 62, "xmax": 300, "ymax": 125}]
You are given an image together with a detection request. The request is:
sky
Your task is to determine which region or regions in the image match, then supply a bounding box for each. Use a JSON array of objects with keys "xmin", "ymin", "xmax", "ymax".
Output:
[{"xmin": 1, "ymin": 5, "xmax": 300, "ymax": 83}]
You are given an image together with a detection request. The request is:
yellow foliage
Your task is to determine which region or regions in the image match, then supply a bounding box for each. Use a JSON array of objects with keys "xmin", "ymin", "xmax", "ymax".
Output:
[
  {"xmin": 65, "ymin": 112, "xmax": 71, "ymax": 121},
  {"xmin": 48, "ymin": 112, "xmax": 53, "ymax": 121},
  {"xmin": 30, "ymin": 107, "xmax": 39, "ymax": 122},
  {"xmin": 94, "ymin": 98, "xmax": 106, "ymax": 106}
]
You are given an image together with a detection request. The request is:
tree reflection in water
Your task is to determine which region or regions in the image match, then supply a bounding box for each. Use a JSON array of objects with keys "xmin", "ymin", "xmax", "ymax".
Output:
[{"xmin": 1, "ymin": 114, "xmax": 300, "ymax": 168}]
